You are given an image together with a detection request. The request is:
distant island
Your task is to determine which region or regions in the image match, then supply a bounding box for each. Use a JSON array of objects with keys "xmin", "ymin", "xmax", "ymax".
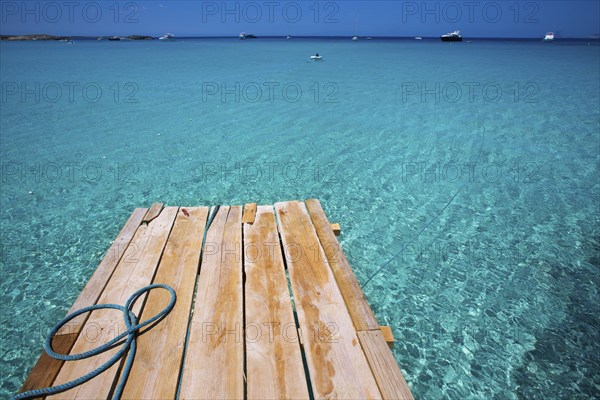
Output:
[{"xmin": 0, "ymin": 34, "xmax": 153, "ymax": 41}]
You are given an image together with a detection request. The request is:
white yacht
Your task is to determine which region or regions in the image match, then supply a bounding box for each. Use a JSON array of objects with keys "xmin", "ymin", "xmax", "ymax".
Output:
[
  {"xmin": 159, "ymin": 33, "xmax": 175, "ymax": 40},
  {"xmin": 441, "ymin": 30, "xmax": 462, "ymax": 42},
  {"xmin": 543, "ymin": 32, "xmax": 555, "ymax": 41},
  {"xmin": 239, "ymin": 32, "xmax": 257, "ymax": 39}
]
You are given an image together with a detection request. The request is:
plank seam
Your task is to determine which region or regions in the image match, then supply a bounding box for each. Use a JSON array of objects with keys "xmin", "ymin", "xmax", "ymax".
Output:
[
  {"xmin": 107, "ymin": 207, "xmax": 180, "ymax": 399},
  {"xmin": 176, "ymin": 206, "xmax": 218, "ymax": 396},
  {"xmin": 272, "ymin": 204, "xmax": 315, "ymax": 398},
  {"xmin": 304, "ymin": 199, "xmax": 380, "ymax": 331},
  {"xmin": 242, "ymin": 211, "xmax": 248, "ymax": 399}
]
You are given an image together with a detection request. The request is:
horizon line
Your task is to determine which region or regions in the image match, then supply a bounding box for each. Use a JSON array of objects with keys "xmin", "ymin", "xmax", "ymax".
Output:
[{"xmin": 2, "ymin": 34, "xmax": 600, "ymax": 41}]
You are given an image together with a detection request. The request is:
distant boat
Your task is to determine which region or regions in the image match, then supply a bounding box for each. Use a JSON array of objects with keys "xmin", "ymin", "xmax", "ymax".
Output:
[
  {"xmin": 159, "ymin": 33, "xmax": 174, "ymax": 40},
  {"xmin": 310, "ymin": 54, "xmax": 323, "ymax": 61},
  {"xmin": 415, "ymin": 36, "xmax": 423, "ymax": 40},
  {"xmin": 239, "ymin": 32, "xmax": 257, "ymax": 39},
  {"xmin": 286, "ymin": 35, "xmax": 291, "ymax": 39},
  {"xmin": 366, "ymin": 37, "xmax": 373, "ymax": 40},
  {"xmin": 441, "ymin": 30, "xmax": 462, "ymax": 42},
  {"xmin": 97, "ymin": 37, "xmax": 103, "ymax": 41},
  {"xmin": 108, "ymin": 36, "xmax": 120, "ymax": 41},
  {"xmin": 543, "ymin": 32, "xmax": 555, "ymax": 41},
  {"xmin": 352, "ymin": 36, "xmax": 358, "ymax": 41}
]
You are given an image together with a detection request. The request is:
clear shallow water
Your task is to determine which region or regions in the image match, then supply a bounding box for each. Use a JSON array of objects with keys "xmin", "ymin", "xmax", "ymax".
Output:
[{"xmin": 1, "ymin": 39, "xmax": 599, "ymax": 399}]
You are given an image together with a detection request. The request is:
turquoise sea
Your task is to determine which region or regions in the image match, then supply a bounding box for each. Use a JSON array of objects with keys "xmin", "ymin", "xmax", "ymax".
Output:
[{"xmin": 1, "ymin": 38, "xmax": 599, "ymax": 399}]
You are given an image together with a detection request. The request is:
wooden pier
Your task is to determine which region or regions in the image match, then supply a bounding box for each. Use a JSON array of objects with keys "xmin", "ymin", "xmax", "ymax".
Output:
[{"xmin": 20, "ymin": 199, "xmax": 413, "ymax": 399}]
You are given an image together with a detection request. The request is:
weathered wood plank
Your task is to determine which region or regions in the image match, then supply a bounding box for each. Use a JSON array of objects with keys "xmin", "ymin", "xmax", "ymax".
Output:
[
  {"xmin": 245, "ymin": 206, "xmax": 309, "ymax": 400},
  {"xmin": 275, "ymin": 201, "xmax": 382, "ymax": 399},
  {"xmin": 48, "ymin": 207, "xmax": 178, "ymax": 400},
  {"xmin": 305, "ymin": 199, "xmax": 380, "ymax": 331},
  {"xmin": 179, "ymin": 206, "xmax": 244, "ymax": 400},
  {"xmin": 21, "ymin": 209, "xmax": 146, "ymax": 393},
  {"xmin": 331, "ymin": 223, "xmax": 341, "ymax": 236},
  {"xmin": 19, "ymin": 333, "xmax": 78, "ymax": 393},
  {"xmin": 120, "ymin": 207, "xmax": 209, "ymax": 399},
  {"xmin": 142, "ymin": 202, "xmax": 164, "ymax": 224},
  {"xmin": 242, "ymin": 202, "xmax": 257, "ymax": 224},
  {"xmin": 357, "ymin": 330, "xmax": 413, "ymax": 400},
  {"xmin": 57, "ymin": 208, "xmax": 147, "ymax": 337},
  {"xmin": 380, "ymin": 326, "xmax": 395, "ymax": 349}
]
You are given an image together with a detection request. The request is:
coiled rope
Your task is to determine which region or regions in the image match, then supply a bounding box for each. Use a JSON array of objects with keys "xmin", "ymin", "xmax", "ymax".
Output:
[{"xmin": 13, "ymin": 284, "xmax": 176, "ymax": 400}]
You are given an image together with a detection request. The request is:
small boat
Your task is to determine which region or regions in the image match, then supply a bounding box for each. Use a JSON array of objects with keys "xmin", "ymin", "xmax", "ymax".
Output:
[
  {"xmin": 310, "ymin": 55, "xmax": 323, "ymax": 61},
  {"xmin": 286, "ymin": 35, "xmax": 291, "ymax": 39},
  {"xmin": 441, "ymin": 30, "xmax": 462, "ymax": 42},
  {"xmin": 108, "ymin": 36, "xmax": 121, "ymax": 41},
  {"xmin": 352, "ymin": 36, "xmax": 358, "ymax": 41},
  {"xmin": 97, "ymin": 37, "xmax": 103, "ymax": 41},
  {"xmin": 543, "ymin": 32, "xmax": 555, "ymax": 41},
  {"xmin": 159, "ymin": 33, "xmax": 174, "ymax": 40},
  {"xmin": 239, "ymin": 32, "xmax": 257, "ymax": 39},
  {"xmin": 415, "ymin": 36, "xmax": 423, "ymax": 40},
  {"xmin": 366, "ymin": 37, "xmax": 373, "ymax": 40}
]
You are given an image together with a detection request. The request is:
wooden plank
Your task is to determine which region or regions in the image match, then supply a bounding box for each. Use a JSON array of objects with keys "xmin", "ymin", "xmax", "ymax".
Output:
[
  {"xmin": 357, "ymin": 330, "xmax": 413, "ymax": 400},
  {"xmin": 242, "ymin": 202, "xmax": 257, "ymax": 224},
  {"xmin": 48, "ymin": 207, "xmax": 178, "ymax": 400},
  {"xmin": 142, "ymin": 202, "xmax": 164, "ymax": 223},
  {"xmin": 275, "ymin": 201, "xmax": 382, "ymax": 400},
  {"xmin": 179, "ymin": 206, "xmax": 244, "ymax": 400},
  {"xmin": 120, "ymin": 207, "xmax": 209, "ymax": 399},
  {"xmin": 57, "ymin": 208, "xmax": 147, "ymax": 337},
  {"xmin": 380, "ymin": 326, "xmax": 395, "ymax": 349},
  {"xmin": 305, "ymin": 199, "xmax": 380, "ymax": 331},
  {"xmin": 331, "ymin": 223, "xmax": 341, "ymax": 236},
  {"xmin": 21, "ymin": 209, "xmax": 146, "ymax": 392},
  {"xmin": 19, "ymin": 333, "xmax": 78, "ymax": 393},
  {"xmin": 244, "ymin": 206, "xmax": 309, "ymax": 400}
]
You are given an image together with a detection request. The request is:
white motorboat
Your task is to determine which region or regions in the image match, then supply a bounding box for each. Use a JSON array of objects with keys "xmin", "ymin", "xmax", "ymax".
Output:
[
  {"xmin": 159, "ymin": 33, "xmax": 175, "ymax": 40},
  {"xmin": 441, "ymin": 30, "xmax": 462, "ymax": 42}
]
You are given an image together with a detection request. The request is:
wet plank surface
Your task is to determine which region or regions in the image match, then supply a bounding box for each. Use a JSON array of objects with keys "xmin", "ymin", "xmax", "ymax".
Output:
[
  {"xmin": 244, "ymin": 206, "xmax": 309, "ymax": 399},
  {"xmin": 275, "ymin": 200, "xmax": 381, "ymax": 399}
]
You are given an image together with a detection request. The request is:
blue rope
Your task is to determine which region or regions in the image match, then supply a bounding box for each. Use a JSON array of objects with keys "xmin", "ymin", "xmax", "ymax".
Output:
[{"xmin": 13, "ymin": 284, "xmax": 177, "ymax": 400}]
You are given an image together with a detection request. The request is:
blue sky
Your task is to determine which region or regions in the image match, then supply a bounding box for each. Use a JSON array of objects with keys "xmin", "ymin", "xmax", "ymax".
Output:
[{"xmin": 1, "ymin": 0, "xmax": 599, "ymax": 38}]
